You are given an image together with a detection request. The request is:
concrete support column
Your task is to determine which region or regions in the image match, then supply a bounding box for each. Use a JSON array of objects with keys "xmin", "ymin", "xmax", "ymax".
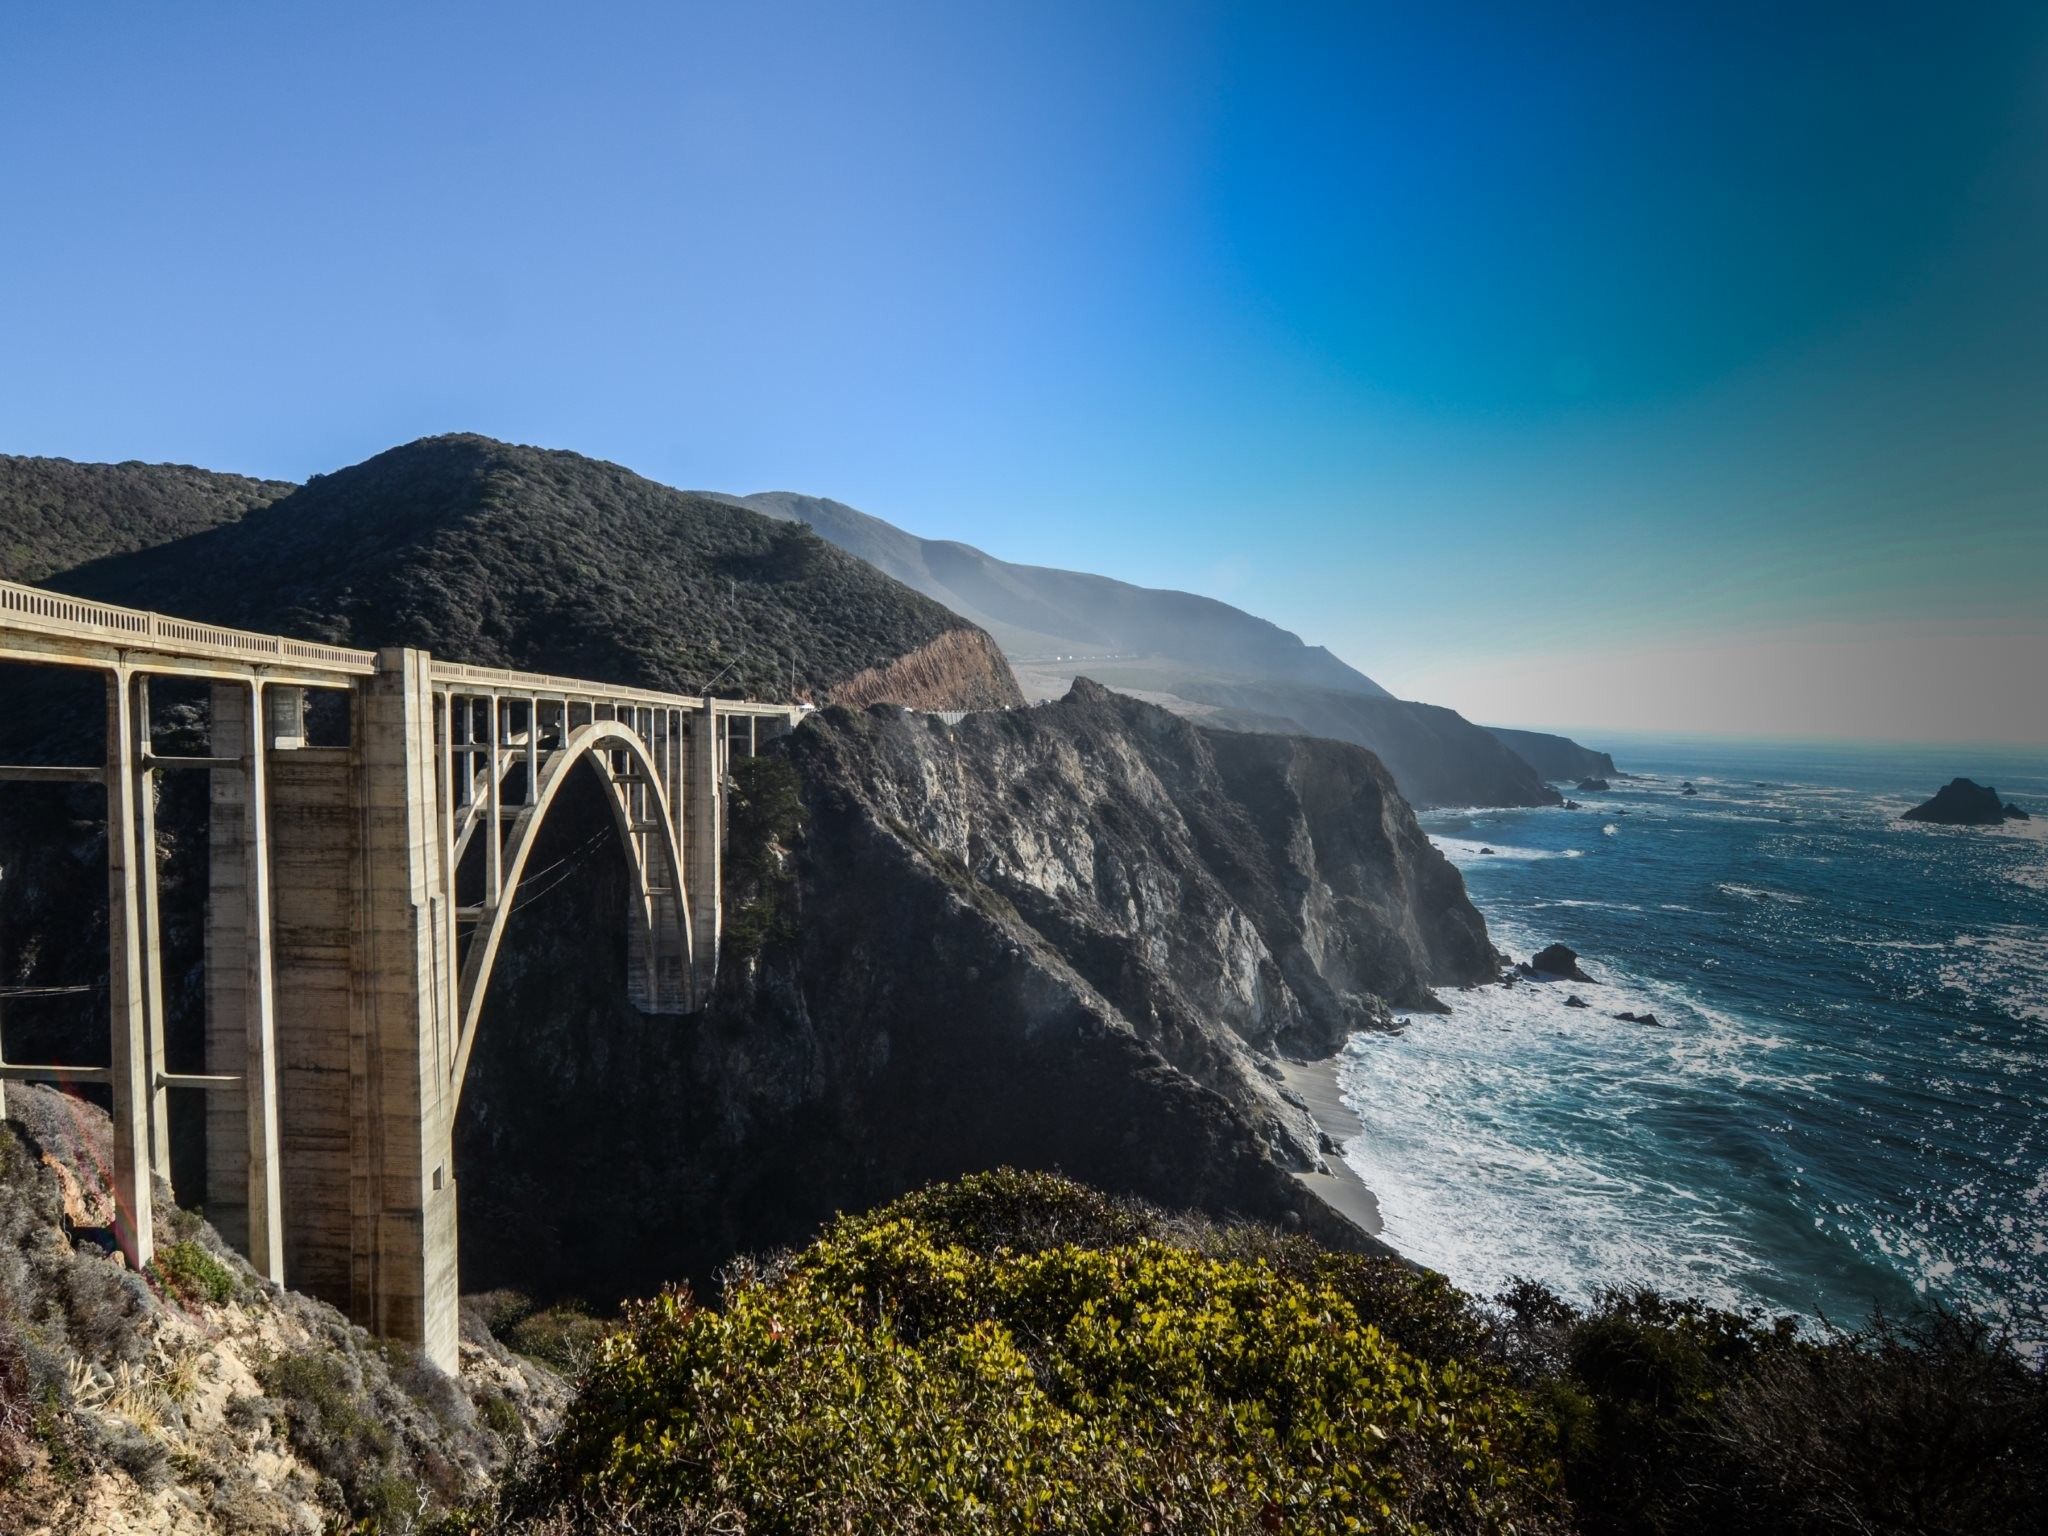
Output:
[
  {"xmin": 351, "ymin": 648, "xmax": 459, "ymax": 1372},
  {"xmin": 103, "ymin": 667, "xmax": 154, "ymax": 1270},
  {"xmin": 205, "ymin": 686, "xmax": 251, "ymax": 1251},
  {"xmin": 268, "ymin": 733, "xmax": 356, "ymax": 1304},
  {"xmin": 242, "ymin": 680, "xmax": 286, "ymax": 1284},
  {"xmin": 133, "ymin": 676, "xmax": 172, "ymax": 1183},
  {"xmin": 685, "ymin": 702, "xmax": 722, "ymax": 998}
]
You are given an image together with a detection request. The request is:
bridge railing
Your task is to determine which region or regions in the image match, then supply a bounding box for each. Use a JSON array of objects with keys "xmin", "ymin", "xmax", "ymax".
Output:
[
  {"xmin": 429, "ymin": 660, "xmax": 702, "ymax": 710},
  {"xmin": 0, "ymin": 577, "xmax": 378, "ymax": 675},
  {"xmin": 429, "ymin": 659, "xmax": 814, "ymax": 720}
]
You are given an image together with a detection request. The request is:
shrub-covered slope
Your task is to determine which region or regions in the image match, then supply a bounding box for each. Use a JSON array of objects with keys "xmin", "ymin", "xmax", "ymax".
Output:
[
  {"xmin": 0, "ymin": 1084, "xmax": 565, "ymax": 1534},
  {"xmin": 42, "ymin": 435, "xmax": 1021, "ymax": 709},
  {"xmin": 1179, "ymin": 681, "xmax": 1564, "ymax": 810},
  {"xmin": 463, "ymin": 1170, "xmax": 2048, "ymax": 1536},
  {"xmin": 0, "ymin": 454, "xmax": 292, "ymax": 583}
]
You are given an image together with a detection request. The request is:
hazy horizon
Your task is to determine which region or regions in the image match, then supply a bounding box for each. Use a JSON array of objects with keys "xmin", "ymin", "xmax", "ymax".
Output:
[{"xmin": 4, "ymin": 2, "xmax": 2044, "ymax": 746}]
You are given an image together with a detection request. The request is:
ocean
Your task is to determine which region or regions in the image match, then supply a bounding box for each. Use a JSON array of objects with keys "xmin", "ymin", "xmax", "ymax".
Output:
[{"xmin": 1335, "ymin": 734, "xmax": 2048, "ymax": 1341}]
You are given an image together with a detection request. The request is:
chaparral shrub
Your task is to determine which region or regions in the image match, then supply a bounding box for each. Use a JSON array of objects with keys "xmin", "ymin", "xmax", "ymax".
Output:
[{"xmin": 511, "ymin": 1171, "xmax": 1565, "ymax": 1534}]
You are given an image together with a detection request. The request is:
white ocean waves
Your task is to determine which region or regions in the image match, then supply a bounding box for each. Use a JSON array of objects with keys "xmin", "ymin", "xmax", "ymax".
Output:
[
  {"xmin": 1430, "ymin": 836, "xmax": 1574, "ymax": 863},
  {"xmin": 1336, "ymin": 981, "xmax": 1776, "ymax": 1313}
]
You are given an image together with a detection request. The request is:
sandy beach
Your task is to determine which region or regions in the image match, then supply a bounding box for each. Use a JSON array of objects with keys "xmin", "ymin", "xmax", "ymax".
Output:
[{"xmin": 1277, "ymin": 1057, "xmax": 1383, "ymax": 1237}]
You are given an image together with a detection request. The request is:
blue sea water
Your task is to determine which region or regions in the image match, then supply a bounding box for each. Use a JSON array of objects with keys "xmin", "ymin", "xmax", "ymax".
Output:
[{"xmin": 1336, "ymin": 735, "xmax": 2048, "ymax": 1340}]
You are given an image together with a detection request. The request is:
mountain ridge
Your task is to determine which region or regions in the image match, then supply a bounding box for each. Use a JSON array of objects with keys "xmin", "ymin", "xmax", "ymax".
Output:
[
  {"xmin": 715, "ymin": 488, "xmax": 1609, "ymax": 807},
  {"xmin": 13, "ymin": 437, "xmax": 1020, "ymax": 711},
  {"xmin": 720, "ymin": 490, "xmax": 1390, "ymax": 698}
]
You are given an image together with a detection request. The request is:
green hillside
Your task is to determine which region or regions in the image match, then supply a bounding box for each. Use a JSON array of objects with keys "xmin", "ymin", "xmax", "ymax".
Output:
[
  {"xmin": 40, "ymin": 436, "xmax": 1020, "ymax": 706},
  {"xmin": 0, "ymin": 454, "xmax": 292, "ymax": 583}
]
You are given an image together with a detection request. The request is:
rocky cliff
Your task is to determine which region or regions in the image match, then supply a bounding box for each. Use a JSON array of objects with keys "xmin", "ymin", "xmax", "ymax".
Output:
[
  {"xmin": 828, "ymin": 624, "xmax": 1023, "ymax": 712},
  {"xmin": 453, "ymin": 681, "xmax": 1497, "ymax": 1303},
  {"xmin": 1180, "ymin": 681, "xmax": 1563, "ymax": 809},
  {"xmin": 1486, "ymin": 725, "xmax": 1618, "ymax": 782}
]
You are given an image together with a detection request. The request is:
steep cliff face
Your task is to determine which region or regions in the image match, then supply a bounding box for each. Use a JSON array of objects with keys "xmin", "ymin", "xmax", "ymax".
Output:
[
  {"xmin": 1486, "ymin": 726, "xmax": 1618, "ymax": 782},
  {"xmin": 453, "ymin": 682, "xmax": 1497, "ymax": 1302},
  {"xmin": 1180, "ymin": 682, "xmax": 1563, "ymax": 809},
  {"xmin": 785, "ymin": 680, "xmax": 1493, "ymax": 1055}
]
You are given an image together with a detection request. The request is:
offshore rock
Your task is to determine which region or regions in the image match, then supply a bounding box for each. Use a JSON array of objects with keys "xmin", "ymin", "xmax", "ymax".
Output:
[
  {"xmin": 1902, "ymin": 778, "xmax": 2024, "ymax": 825},
  {"xmin": 1527, "ymin": 942, "xmax": 1594, "ymax": 982}
]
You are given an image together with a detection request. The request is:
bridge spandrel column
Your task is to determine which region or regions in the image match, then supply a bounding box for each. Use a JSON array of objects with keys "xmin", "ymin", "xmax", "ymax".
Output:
[
  {"xmin": 104, "ymin": 668, "xmax": 154, "ymax": 1271},
  {"xmin": 204, "ymin": 685, "xmax": 251, "ymax": 1253},
  {"xmin": 268, "ymin": 732, "xmax": 357, "ymax": 1305},
  {"xmin": 685, "ymin": 702, "xmax": 722, "ymax": 998},
  {"xmin": 349, "ymin": 648, "xmax": 459, "ymax": 1374}
]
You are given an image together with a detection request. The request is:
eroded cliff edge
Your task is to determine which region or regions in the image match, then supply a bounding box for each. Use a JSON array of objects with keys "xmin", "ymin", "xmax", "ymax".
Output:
[{"xmin": 455, "ymin": 680, "xmax": 1498, "ymax": 1298}]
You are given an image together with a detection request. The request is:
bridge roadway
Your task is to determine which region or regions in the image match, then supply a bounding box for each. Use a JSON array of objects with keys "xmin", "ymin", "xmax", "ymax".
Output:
[{"xmin": 0, "ymin": 577, "xmax": 802, "ymax": 1368}]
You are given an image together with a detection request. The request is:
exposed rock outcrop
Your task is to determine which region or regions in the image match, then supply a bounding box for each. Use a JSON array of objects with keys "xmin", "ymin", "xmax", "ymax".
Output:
[
  {"xmin": 828, "ymin": 625, "xmax": 1024, "ymax": 712},
  {"xmin": 1902, "ymin": 778, "xmax": 2029, "ymax": 826}
]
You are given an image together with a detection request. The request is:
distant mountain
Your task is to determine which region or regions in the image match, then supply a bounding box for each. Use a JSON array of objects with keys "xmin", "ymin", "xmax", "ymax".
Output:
[
  {"xmin": 717, "ymin": 491, "xmax": 1592, "ymax": 808},
  {"xmin": 723, "ymin": 492, "xmax": 1388, "ymax": 698},
  {"xmin": 0, "ymin": 454, "xmax": 292, "ymax": 583},
  {"xmin": 1177, "ymin": 682, "xmax": 1564, "ymax": 811},
  {"xmin": 1485, "ymin": 727, "xmax": 1617, "ymax": 782},
  {"xmin": 23, "ymin": 438, "xmax": 1019, "ymax": 711}
]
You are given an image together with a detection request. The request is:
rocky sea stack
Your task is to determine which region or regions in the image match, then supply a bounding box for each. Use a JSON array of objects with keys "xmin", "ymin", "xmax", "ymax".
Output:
[
  {"xmin": 1902, "ymin": 778, "xmax": 2031, "ymax": 825},
  {"xmin": 1525, "ymin": 942, "xmax": 1595, "ymax": 982}
]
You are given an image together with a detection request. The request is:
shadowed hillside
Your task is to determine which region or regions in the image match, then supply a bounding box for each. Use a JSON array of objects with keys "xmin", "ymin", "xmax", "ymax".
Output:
[{"xmin": 0, "ymin": 454, "xmax": 292, "ymax": 583}]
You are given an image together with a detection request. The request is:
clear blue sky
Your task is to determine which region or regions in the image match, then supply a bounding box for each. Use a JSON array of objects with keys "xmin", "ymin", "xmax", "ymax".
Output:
[{"xmin": 4, "ymin": 2, "xmax": 2044, "ymax": 744}]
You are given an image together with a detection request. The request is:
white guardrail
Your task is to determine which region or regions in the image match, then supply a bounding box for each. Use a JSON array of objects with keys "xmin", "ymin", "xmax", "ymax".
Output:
[{"xmin": 0, "ymin": 578, "xmax": 378, "ymax": 674}]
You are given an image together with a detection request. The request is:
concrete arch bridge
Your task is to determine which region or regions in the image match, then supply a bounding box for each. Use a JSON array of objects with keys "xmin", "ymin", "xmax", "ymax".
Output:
[{"xmin": 0, "ymin": 578, "xmax": 802, "ymax": 1368}]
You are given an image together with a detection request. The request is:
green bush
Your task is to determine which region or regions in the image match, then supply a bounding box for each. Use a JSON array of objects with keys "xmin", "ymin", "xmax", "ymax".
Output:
[
  {"xmin": 443, "ymin": 1171, "xmax": 2048, "ymax": 1536},
  {"xmin": 1483, "ymin": 1282, "xmax": 2048, "ymax": 1536},
  {"xmin": 531, "ymin": 1175, "xmax": 1564, "ymax": 1534},
  {"xmin": 478, "ymin": 1393, "xmax": 524, "ymax": 1439},
  {"xmin": 148, "ymin": 1240, "xmax": 236, "ymax": 1307},
  {"xmin": 502, "ymin": 1302, "xmax": 613, "ymax": 1376},
  {"xmin": 258, "ymin": 1348, "xmax": 397, "ymax": 1507}
]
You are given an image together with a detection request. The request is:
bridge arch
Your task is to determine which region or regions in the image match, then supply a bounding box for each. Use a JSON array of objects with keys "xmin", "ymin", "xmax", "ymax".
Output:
[{"xmin": 448, "ymin": 718, "xmax": 691, "ymax": 1100}]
